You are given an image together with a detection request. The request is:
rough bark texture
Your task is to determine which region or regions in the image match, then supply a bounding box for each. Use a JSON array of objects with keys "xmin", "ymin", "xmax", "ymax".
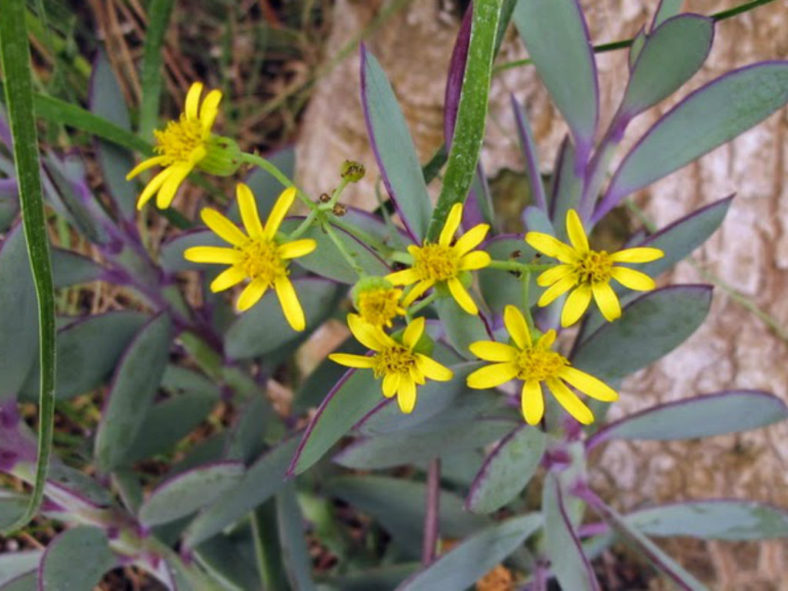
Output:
[{"xmin": 296, "ymin": 1, "xmax": 788, "ymax": 587}]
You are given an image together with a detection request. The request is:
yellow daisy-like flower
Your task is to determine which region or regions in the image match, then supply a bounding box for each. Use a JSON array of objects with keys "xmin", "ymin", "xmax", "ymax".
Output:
[
  {"xmin": 127, "ymin": 82, "xmax": 222, "ymax": 210},
  {"xmin": 183, "ymin": 184, "xmax": 316, "ymax": 330},
  {"xmin": 356, "ymin": 286, "xmax": 406, "ymax": 329},
  {"xmin": 467, "ymin": 305, "xmax": 618, "ymax": 425},
  {"xmin": 329, "ymin": 315, "xmax": 453, "ymax": 413},
  {"xmin": 386, "ymin": 202, "xmax": 491, "ymax": 315},
  {"xmin": 525, "ymin": 209, "xmax": 663, "ymax": 327}
]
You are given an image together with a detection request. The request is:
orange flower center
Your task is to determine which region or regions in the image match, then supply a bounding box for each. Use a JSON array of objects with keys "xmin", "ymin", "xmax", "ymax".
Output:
[
  {"xmin": 412, "ymin": 243, "xmax": 459, "ymax": 281},
  {"xmin": 573, "ymin": 250, "xmax": 614, "ymax": 285},
  {"xmin": 239, "ymin": 238, "xmax": 287, "ymax": 287},
  {"xmin": 373, "ymin": 345, "xmax": 417, "ymax": 378},
  {"xmin": 515, "ymin": 347, "xmax": 567, "ymax": 382},
  {"xmin": 154, "ymin": 115, "xmax": 205, "ymax": 164}
]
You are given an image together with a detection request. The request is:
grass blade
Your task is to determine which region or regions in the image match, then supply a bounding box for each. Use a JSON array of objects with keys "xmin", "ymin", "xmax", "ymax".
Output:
[
  {"xmin": 138, "ymin": 0, "xmax": 174, "ymax": 139},
  {"xmin": 0, "ymin": 0, "xmax": 57, "ymax": 534}
]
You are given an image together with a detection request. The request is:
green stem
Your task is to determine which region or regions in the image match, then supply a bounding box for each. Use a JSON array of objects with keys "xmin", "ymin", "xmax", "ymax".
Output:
[
  {"xmin": 322, "ymin": 221, "xmax": 366, "ymax": 278},
  {"xmin": 240, "ymin": 152, "xmax": 316, "ymax": 210},
  {"xmin": 289, "ymin": 209, "xmax": 319, "ymax": 240},
  {"xmin": 488, "ymin": 259, "xmax": 553, "ymax": 273},
  {"xmin": 407, "ymin": 291, "xmax": 438, "ymax": 317}
]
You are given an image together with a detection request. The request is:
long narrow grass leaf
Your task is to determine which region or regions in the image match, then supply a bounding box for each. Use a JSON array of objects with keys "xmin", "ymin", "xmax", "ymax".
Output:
[{"xmin": 138, "ymin": 0, "xmax": 174, "ymax": 139}]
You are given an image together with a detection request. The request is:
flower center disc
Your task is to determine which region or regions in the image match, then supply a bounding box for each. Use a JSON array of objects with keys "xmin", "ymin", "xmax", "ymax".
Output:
[
  {"xmin": 515, "ymin": 348, "xmax": 567, "ymax": 381},
  {"xmin": 359, "ymin": 289, "xmax": 400, "ymax": 327},
  {"xmin": 574, "ymin": 250, "xmax": 614, "ymax": 284},
  {"xmin": 154, "ymin": 116, "xmax": 205, "ymax": 163},
  {"xmin": 239, "ymin": 239, "xmax": 287, "ymax": 287},
  {"xmin": 413, "ymin": 243, "xmax": 459, "ymax": 281},
  {"xmin": 373, "ymin": 346, "xmax": 417, "ymax": 377}
]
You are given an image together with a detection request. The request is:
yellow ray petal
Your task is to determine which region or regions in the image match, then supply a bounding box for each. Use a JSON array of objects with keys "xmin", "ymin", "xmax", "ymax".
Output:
[
  {"xmin": 386, "ymin": 268, "xmax": 419, "ymax": 286},
  {"xmin": 453, "ymin": 223, "xmax": 489, "ymax": 255},
  {"xmin": 402, "ymin": 279, "xmax": 433, "ymax": 307},
  {"xmin": 537, "ymin": 275, "xmax": 576, "ymax": 307},
  {"xmin": 415, "ymin": 354, "xmax": 453, "ymax": 381},
  {"xmin": 609, "ymin": 246, "xmax": 663, "ymax": 263},
  {"xmin": 199, "ymin": 89, "xmax": 222, "ymax": 131},
  {"xmin": 210, "ymin": 266, "xmax": 246, "ymax": 292},
  {"xmin": 592, "ymin": 282, "xmax": 621, "ymax": 322},
  {"xmin": 234, "ymin": 183, "xmax": 263, "ymax": 238},
  {"xmin": 611, "ymin": 266, "xmax": 655, "ymax": 291},
  {"xmin": 402, "ymin": 317, "xmax": 425, "ymax": 349},
  {"xmin": 184, "ymin": 246, "xmax": 242, "ymax": 264},
  {"xmin": 546, "ymin": 378, "xmax": 594, "ymax": 425},
  {"xmin": 184, "ymin": 82, "xmax": 203, "ymax": 120},
  {"xmin": 536, "ymin": 329, "xmax": 557, "ymax": 350},
  {"xmin": 467, "ymin": 362, "xmax": 518, "ymax": 389},
  {"xmin": 503, "ymin": 305, "xmax": 531, "ymax": 349},
  {"xmin": 347, "ymin": 314, "xmax": 387, "ymax": 351},
  {"xmin": 329, "ymin": 353, "xmax": 375, "ymax": 369},
  {"xmin": 468, "ymin": 340, "xmax": 518, "ymax": 362},
  {"xmin": 275, "ymin": 276, "xmax": 306, "ymax": 331},
  {"xmin": 265, "ymin": 187, "xmax": 296, "ymax": 238},
  {"xmin": 156, "ymin": 164, "xmax": 192, "ymax": 209},
  {"xmin": 560, "ymin": 285, "xmax": 592, "ymax": 327},
  {"xmin": 559, "ymin": 367, "xmax": 618, "ymax": 402},
  {"xmin": 439, "ymin": 202, "xmax": 463, "ymax": 246},
  {"xmin": 409, "ymin": 365, "xmax": 426, "ymax": 386},
  {"xmin": 565, "ymin": 209, "xmax": 589, "ymax": 252},
  {"xmin": 279, "ymin": 239, "xmax": 317, "ymax": 260},
  {"xmin": 237, "ymin": 278, "xmax": 268, "ymax": 311},
  {"xmin": 201, "ymin": 208, "xmax": 247, "ymax": 246},
  {"xmin": 397, "ymin": 377, "xmax": 418, "ymax": 413},
  {"xmin": 524, "ymin": 232, "xmax": 577, "ymax": 263},
  {"xmin": 447, "ymin": 277, "xmax": 478, "ymax": 315},
  {"xmin": 536, "ymin": 264, "xmax": 572, "ymax": 287},
  {"xmin": 521, "ymin": 380, "xmax": 544, "ymax": 425},
  {"xmin": 136, "ymin": 168, "xmax": 172, "ymax": 210},
  {"xmin": 126, "ymin": 156, "xmax": 167, "ymax": 180},
  {"xmin": 458, "ymin": 250, "xmax": 491, "ymax": 271},
  {"xmin": 382, "ymin": 373, "xmax": 400, "ymax": 398}
]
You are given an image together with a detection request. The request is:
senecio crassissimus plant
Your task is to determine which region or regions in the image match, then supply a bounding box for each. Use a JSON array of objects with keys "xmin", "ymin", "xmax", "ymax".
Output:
[{"xmin": 0, "ymin": 0, "xmax": 787, "ymax": 589}]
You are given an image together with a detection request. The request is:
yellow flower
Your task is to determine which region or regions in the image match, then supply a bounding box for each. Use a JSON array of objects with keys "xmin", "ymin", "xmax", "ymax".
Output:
[
  {"xmin": 386, "ymin": 202, "xmax": 491, "ymax": 315},
  {"xmin": 357, "ymin": 286, "xmax": 406, "ymax": 329},
  {"xmin": 525, "ymin": 209, "xmax": 663, "ymax": 327},
  {"xmin": 127, "ymin": 82, "xmax": 223, "ymax": 210},
  {"xmin": 183, "ymin": 183, "xmax": 316, "ymax": 330},
  {"xmin": 329, "ymin": 315, "xmax": 453, "ymax": 413},
  {"xmin": 467, "ymin": 305, "xmax": 617, "ymax": 425}
]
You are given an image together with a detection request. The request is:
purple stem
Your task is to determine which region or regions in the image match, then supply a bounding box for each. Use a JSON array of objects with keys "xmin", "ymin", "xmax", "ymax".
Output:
[{"xmin": 421, "ymin": 457, "xmax": 441, "ymax": 565}]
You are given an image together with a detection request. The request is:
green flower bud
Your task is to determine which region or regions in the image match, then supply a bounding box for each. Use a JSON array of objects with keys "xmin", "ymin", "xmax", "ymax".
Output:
[
  {"xmin": 340, "ymin": 160, "xmax": 365, "ymax": 183},
  {"xmin": 198, "ymin": 136, "xmax": 242, "ymax": 177}
]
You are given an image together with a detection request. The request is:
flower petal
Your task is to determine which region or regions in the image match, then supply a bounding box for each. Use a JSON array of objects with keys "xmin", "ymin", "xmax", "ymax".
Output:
[
  {"xmin": 402, "ymin": 279, "xmax": 433, "ymax": 307},
  {"xmin": 415, "ymin": 354, "xmax": 453, "ymax": 381},
  {"xmin": 402, "ymin": 317, "xmax": 425, "ymax": 349},
  {"xmin": 609, "ymin": 247, "xmax": 664, "ymax": 263},
  {"xmin": 536, "ymin": 264, "xmax": 572, "ymax": 287},
  {"xmin": 469, "ymin": 341, "xmax": 518, "ymax": 362},
  {"xmin": 447, "ymin": 277, "xmax": 478, "ymax": 315},
  {"xmin": 397, "ymin": 378, "xmax": 418, "ymax": 414},
  {"xmin": 126, "ymin": 156, "xmax": 167, "ymax": 180},
  {"xmin": 275, "ymin": 276, "xmax": 306, "ymax": 331},
  {"xmin": 536, "ymin": 329, "xmax": 557, "ymax": 350},
  {"xmin": 453, "ymin": 224, "xmax": 489, "ymax": 255},
  {"xmin": 439, "ymin": 203, "xmax": 463, "ymax": 246},
  {"xmin": 156, "ymin": 163, "xmax": 191, "ymax": 209},
  {"xmin": 329, "ymin": 353, "xmax": 375, "ymax": 369},
  {"xmin": 136, "ymin": 168, "xmax": 172, "ymax": 210},
  {"xmin": 201, "ymin": 208, "xmax": 247, "ymax": 246},
  {"xmin": 237, "ymin": 278, "xmax": 268, "ymax": 311},
  {"xmin": 559, "ymin": 367, "xmax": 618, "ymax": 402},
  {"xmin": 184, "ymin": 82, "xmax": 203, "ymax": 120},
  {"xmin": 592, "ymin": 282, "xmax": 621, "ymax": 322},
  {"xmin": 199, "ymin": 89, "xmax": 222, "ymax": 131},
  {"xmin": 560, "ymin": 285, "xmax": 592, "ymax": 327},
  {"xmin": 278, "ymin": 239, "xmax": 317, "ymax": 260},
  {"xmin": 537, "ymin": 275, "xmax": 576, "ymax": 307},
  {"xmin": 264, "ymin": 187, "xmax": 297, "ymax": 238},
  {"xmin": 382, "ymin": 373, "xmax": 400, "ymax": 398},
  {"xmin": 565, "ymin": 209, "xmax": 589, "ymax": 252},
  {"xmin": 386, "ymin": 268, "xmax": 419, "ymax": 286},
  {"xmin": 237, "ymin": 183, "xmax": 264, "ymax": 238},
  {"xmin": 611, "ymin": 266, "xmax": 655, "ymax": 291},
  {"xmin": 503, "ymin": 305, "xmax": 531, "ymax": 349},
  {"xmin": 521, "ymin": 380, "xmax": 544, "ymax": 425},
  {"xmin": 546, "ymin": 378, "xmax": 594, "ymax": 425},
  {"xmin": 347, "ymin": 314, "xmax": 387, "ymax": 351},
  {"xmin": 458, "ymin": 250, "xmax": 491, "ymax": 271},
  {"xmin": 467, "ymin": 362, "xmax": 518, "ymax": 389},
  {"xmin": 210, "ymin": 266, "xmax": 246, "ymax": 292},
  {"xmin": 184, "ymin": 246, "xmax": 242, "ymax": 264},
  {"xmin": 525, "ymin": 232, "xmax": 577, "ymax": 263}
]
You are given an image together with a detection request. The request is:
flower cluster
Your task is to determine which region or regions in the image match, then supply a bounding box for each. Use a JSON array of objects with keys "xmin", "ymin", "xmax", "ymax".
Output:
[{"xmin": 128, "ymin": 80, "xmax": 665, "ymax": 426}]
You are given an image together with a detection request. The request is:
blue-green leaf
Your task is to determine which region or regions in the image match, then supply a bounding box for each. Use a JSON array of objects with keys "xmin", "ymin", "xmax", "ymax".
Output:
[
  {"xmin": 276, "ymin": 484, "xmax": 316, "ymax": 591},
  {"xmin": 39, "ymin": 526, "xmax": 115, "ymax": 591},
  {"xmin": 478, "ymin": 236, "xmax": 538, "ymax": 317},
  {"xmin": 434, "ymin": 295, "xmax": 490, "ymax": 359},
  {"xmin": 51, "ymin": 249, "xmax": 103, "ymax": 288},
  {"xmin": 0, "ymin": 551, "xmax": 41, "ymax": 587}
]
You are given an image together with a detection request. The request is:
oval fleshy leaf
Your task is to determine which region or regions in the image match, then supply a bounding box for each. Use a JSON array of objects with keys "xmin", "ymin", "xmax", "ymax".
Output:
[
  {"xmin": 466, "ymin": 425, "xmax": 546, "ymax": 514},
  {"xmin": 549, "ymin": 135, "xmax": 582, "ymax": 225},
  {"xmin": 0, "ymin": 551, "xmax": 41, "ymax": 587},
  {"xmin": 512, "ymin": 0, "xmax": 598, "ymax": 163},
  {"xmin": 51, "ymin": 249, "xmax": 103, "ymax": 288},
  {"xmin": 139, "ymin": 461, "xmax": 245, "ymax": 527},
  {"xmin": 94, "ymin": 312, "xmax": 172, "ymax": 472},
  {"xmin": 597, "ymin": 62, "xmax": 788, "ymax": 221},
  {"xmin": 434, "ymin": 296, "xmax": 491, "ymax": 359},
  {"xmin": 588, "ymin": 390, "xmax": 787, "ymax": 448},
  {"xmin": 626, "ymin": 500, "xmax": 788, "ymax": 540},
  {"xmin": 400, "ymin": 514, "xmax": 542, "ymax": 591},
  {"xmin": 225, "ymin": 278, "xmax": 342, "ymax": 360},
  {"xmin": 276, "ymin": 485, "xmax": 316, "ymax": 591},
  {"xmin": 38, "ymin": 526, "xmax": 115, "ymax": 591},
  {"xmin": 361, "ymin": 45, "xmax": 431, "ymax": 240},
  {"xmin": 571, "ymin": 285, "xmax": 712, "ymax": 382},
  {"xmin": 621, "ymin": 15, "xmax": 714, "ymax": 117}
]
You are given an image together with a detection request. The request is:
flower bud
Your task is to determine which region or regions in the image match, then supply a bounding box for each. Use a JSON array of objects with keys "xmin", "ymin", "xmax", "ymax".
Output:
[
  {"xmin": 340, "ymin": 160, "xmax": 365, "ymax": 183},
  {"xmin": 198, "ymin": 136, "xmax": 242, "ymax": 177}
]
